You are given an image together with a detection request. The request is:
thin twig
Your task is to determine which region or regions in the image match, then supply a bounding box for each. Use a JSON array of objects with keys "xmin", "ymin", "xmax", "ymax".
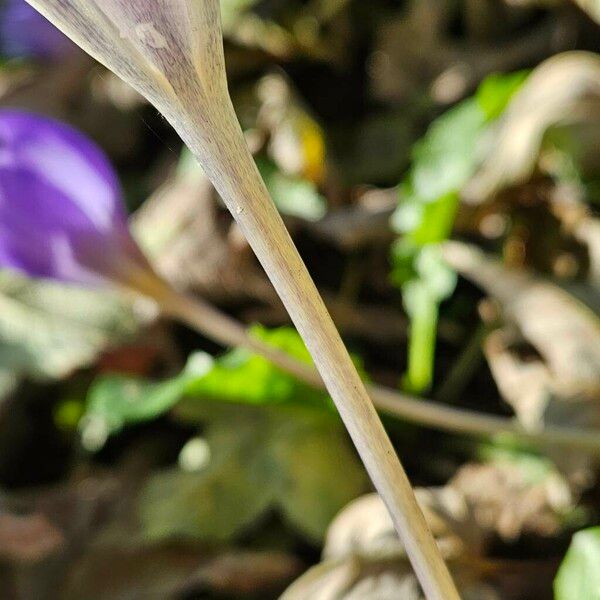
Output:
[{"xmin": 157, "ymin": 289, "xmax": 600, "ymax": 456}]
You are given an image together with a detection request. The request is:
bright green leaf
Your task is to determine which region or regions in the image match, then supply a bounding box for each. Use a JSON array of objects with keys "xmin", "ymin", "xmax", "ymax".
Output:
[
  {"xmin": 83, "ymin": 327, "xmax": 341, "ymax": 449},
  {"xmin": 476, "ymin": 70, "xmax": 530, "ymax": 121},
  {"xmin": 409, "ymin": 192, "xmax": 459, "ymax": 246},
  {"xmin": 414, "ymin": 246, "xmax": 457, "ymax": 302},
  {"xmin": 390, "ymin": 239, "xmax": 419, "ymax": 288},
  {"xmin": 390, "ymin": 70, "xmax": 529, "ymax": 394},
  {"xmin": 83, "ymin": 324, "xmax": 368, "ymax": 543},
  {"xmin": 184, "ymin": 325, "xmax": 331, "ymax": 409},
  {"xmin": 555, "ymin": 527, "xmax": 600, "ymax": 600},
  {"xmin": 408, "ymin": 99, "xmax": 485, "ymax": 203},
  {"xmin": 83, "ymin": 351, "xmax": 214, "ymax": 448}
]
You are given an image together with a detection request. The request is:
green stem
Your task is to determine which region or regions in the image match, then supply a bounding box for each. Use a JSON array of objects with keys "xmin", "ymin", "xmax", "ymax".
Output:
[{"xmin": 405, "ymin": 290, "xmax": 438, "ymax": 394}]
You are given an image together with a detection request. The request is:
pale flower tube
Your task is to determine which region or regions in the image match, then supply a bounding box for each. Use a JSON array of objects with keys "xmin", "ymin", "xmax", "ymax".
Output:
[{"xmin": 22, "ymin": 2, "xmax": 460, "ymax": 597}]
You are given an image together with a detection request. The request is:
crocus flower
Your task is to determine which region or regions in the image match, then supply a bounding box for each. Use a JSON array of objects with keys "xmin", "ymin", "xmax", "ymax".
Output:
[
  {"xmin": 20, "ymin": 2, "xmax": 225, "ymax": 122},
  {"xmin": 0, "ymin": 110, "xmax": 155, "ymax": 289},
  {"xmin": 0, "ymin": 0, "xmax": 73, "ymax": 60},
  {"xmin": 23, "ymin": 1, "xmax": 243, "ymax": 185},
  {"xmin": 20, "ymin": 3, "xmax": 461, "ymax": 596}
]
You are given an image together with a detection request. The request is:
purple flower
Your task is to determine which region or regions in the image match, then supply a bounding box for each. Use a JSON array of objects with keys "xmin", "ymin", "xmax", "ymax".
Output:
[
  {"xmin": 0, "ymin": 0, "xmax": 73, "ymax": 60},
  {"xmin": 0, "ymin": 110, "xmax": 153, "ymax": 287}
]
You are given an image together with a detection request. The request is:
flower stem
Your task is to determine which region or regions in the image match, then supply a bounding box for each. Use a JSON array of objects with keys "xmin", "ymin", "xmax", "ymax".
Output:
[
  {"xmin": 404, "ymin": 288, "xmax": 439, "ymax": 394},
  {"xmin": 153, "ymin": 286, "xmax": 600, "ymax": 455},
  {"xmin": 167, "ymin": 106, "xmax": 457, "ymax": 600}
]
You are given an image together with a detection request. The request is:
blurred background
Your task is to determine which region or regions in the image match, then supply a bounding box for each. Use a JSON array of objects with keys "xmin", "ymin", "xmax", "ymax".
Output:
[{"xmin": 0, "ymin": 1, "xmax": 599, "ymax": 598}]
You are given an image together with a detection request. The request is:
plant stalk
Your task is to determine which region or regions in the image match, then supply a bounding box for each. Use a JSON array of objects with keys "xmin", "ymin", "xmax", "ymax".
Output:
[
  {"xmin": 20, "ymin": 0, "xmax": 456, "ymax": 596},
  {"xmin": 151, "ymin": 287, "xmax": 600, "ymax": 455},
  {"xmin": 164, "ymin": 101, "xmax": 461, "ymax": 600}
]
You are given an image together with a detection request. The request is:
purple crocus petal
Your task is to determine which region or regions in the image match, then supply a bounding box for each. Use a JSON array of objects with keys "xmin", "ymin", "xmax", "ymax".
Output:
[
  {"xmin": 0, "ymin": 110, "xmax": 150, "ymax": 286},
  {"xmin": 0, "ymin": 0, "xmax": 74, "ymax": 60}
]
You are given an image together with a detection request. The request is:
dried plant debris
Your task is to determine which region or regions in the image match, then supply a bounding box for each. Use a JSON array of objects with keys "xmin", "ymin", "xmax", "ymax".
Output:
[
  {"xmin": 0, "ymin": 271, "xmax": 137, "ymax": 383},
  {"xmin": 445, "ymin": 241, "xmax": 600, "ymax": 482},
  {"xmin": 444, "ymin": 241, "xmax": 600, "ymax": 404},
  {"xmin": 370, "ymin": 0, "xmax": 571, "ymax": 107},
  {"xmin": 133, "ymin": 154, "xmax": 272, "ymax": 304},
  {"xmin": 282, "ymin": 458, "xmax": 570, "ymax": 600},
  {"xmin": 450, "ymin": 456, "xmax": 575, "ymax": 541},
  {"xmin": 549, "ymin": 193, "xmax": 600, "ymax": 289},
  {"xmin": 465, "ymin": 52, "xmax": 600, "ymax": 202},
  {"xmin": 322, "ymin": 490, "xmax": 485, "ymax": 563}
]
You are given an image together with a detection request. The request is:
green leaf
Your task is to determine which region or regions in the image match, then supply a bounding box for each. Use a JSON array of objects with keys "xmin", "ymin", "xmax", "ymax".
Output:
[
  {"xmin": 391, "ymin": 69, "xmax": 530, "ymax": 245},
  {"xmin": 407, "ymin": 99, "xmax": 485, "ymax": 203},
  {"xmin": 269, "ymin": 408, "xmax": 369, "ymax": 540},
  {"xmin": 83, "ymin": 327, "xmax": 340, "ymax": 448},
  {"xmin": 140, "ymin": 404, "xmax": 368, "ymax": 543},
  {"xmin": 394, "ymin": 244, "xmax": 456, "ymax": 393},
  {"xmin": 390, "ymin": 70, "xmax": 529, "ymax": 394},
  {"xmin": 141, "ymin": 407, "xmax": 274, "ymax": 542},
  {"xmin": 414, "ymin": 246, "xmax": 457, "ymax": 302},
  {"xmin": 87, "ymin": 326, "xmax": 368, "ymax": 539},
  {"xmin": 184, "ymin": 325, "xmax": 329, "ymax": 409},
  {"xmin": 555, "ymin": 527, "xmax": 600, "ymax": 600},
  {"xmin": 390, "ymin": 239, "xmax": 419, "ymax": 288},
  {"xmin": 476, "ymin": 70, "xmax": 530, "ymax": 121},
  {"xmin": 257, "ymin": 158, "xmax": 326, "ymax": 221},
  {"xmin": 409, "ymin": 192, "xmax": 460, "ymax": 246},
  {"xmin": 83, "ymin": 325, "xmax": 367, "ymax": 542},
  {"xmin": 0, "ymin": 271, "xmax": 136, "ymax": 381},
  {"xmin": 82, "ymin": 352, "xmax": 214, "ymax": 450}
]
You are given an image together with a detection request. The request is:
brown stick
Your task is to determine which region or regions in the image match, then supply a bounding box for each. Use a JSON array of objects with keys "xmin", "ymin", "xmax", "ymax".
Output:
[{"xmin": 155, "ymin": 288, "xmax": 600, "ymax": 456}]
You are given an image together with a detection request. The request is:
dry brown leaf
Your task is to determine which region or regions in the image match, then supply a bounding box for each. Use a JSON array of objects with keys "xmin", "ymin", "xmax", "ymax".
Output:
[
  {"xmin": 323, "ymin": 490, "xmax": 485, "ymax": 564},
  {"xmin": 371, "ymin": 0, "xmax": 570, "ymax": 106},
  {"xmin": 465, "ymin": 52, "xmax": 600, "ymax": 201},
  {"xmin": 0, "ymin": 512, "xmax": 64, "ymax": 563},
  {"xmin": 451, "ymin": 461, "xmax": 573, "ymax": 541},
  {"xmin": 133, "ymin": 163, "xmax": 272, "ymax": 304},
  {"xmin": 282, "ymin": 489, "xmax": 491, "ymax": 599},
  {"xmin": 284, "ymin": 462, "xmax": 572, "ymax": 596},
  {"xmin": 444, "ymin": 241, "xmax": 600, "ymax": 483},
  {"xmin": 443, "ymin": 241, "xmax": 600, "ymax": 400},
  {"xmin": 282, "ymin": 483, "xmax": 554, "ymax": 599},
  {"xmin": 550, "ymin": 195, "xmax": 600, "ymax": 289}
]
